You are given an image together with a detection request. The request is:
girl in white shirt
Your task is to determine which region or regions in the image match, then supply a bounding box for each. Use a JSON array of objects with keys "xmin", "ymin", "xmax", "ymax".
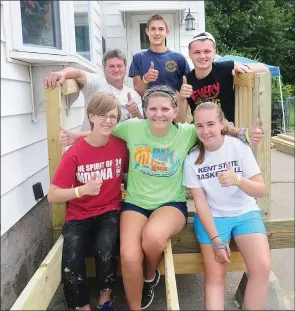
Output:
[{"xmin": 183, "ymin": 102, "xmax": 270, "ymax": 311}]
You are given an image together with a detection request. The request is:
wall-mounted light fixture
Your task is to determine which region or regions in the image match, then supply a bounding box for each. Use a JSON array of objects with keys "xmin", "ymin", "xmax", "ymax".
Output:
[{"xmin": 185, "ymin": 9, "xmax": 195, "ymax": 31}]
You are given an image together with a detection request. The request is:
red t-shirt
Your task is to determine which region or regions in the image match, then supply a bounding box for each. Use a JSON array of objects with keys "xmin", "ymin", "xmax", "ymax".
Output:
[{"xmin": 52, "ymin": 136, "xmax": 128, "ymax": 221}]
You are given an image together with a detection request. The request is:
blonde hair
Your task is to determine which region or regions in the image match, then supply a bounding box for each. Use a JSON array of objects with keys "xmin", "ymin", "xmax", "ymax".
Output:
[
  {"xmin": 193, "ymin": 102, "xmax": 238, "ymax": 164},
  {"xmin": 87, "ymin": 92, "xmax": 121, "ymax": 130}
]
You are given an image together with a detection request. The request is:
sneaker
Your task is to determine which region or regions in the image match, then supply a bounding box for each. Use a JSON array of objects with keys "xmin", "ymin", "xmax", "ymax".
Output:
[
  {"xmin": 97, "ymin": 301, "xmax": 114, "ymax": 311},
  {"xmin": 141, "ymin": 269, "xmax": 161, "ymax": 310}
]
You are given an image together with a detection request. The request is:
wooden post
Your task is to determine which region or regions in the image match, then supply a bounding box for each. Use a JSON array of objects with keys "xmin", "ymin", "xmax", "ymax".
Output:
[
  {"xmin": 10, "ymin": 236, "xmax": 63, "ymax": 310},
  {"xmin": 45, "ymin": 80, "xmax": 80, "ymax": 236},
  {"xmin": 45, "ymin": 85, "xmax": 66, "ymax": 229},
  {"xmin": 234, "ymin": 72, "xmax": 271, "ymax": 219},
  {"xmin": 164, "ymin": 239, "xmax": 180, "ymax": 310}
]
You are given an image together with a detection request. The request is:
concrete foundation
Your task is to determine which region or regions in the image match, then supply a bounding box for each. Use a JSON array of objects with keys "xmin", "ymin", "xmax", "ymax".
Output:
[
  {"xmin": 235, "ymin": 271, "xmax": 285, "ymax": 310},
  {"xmin": 1, "ymin": 197, "xmax": 52, "ymax": 310}
]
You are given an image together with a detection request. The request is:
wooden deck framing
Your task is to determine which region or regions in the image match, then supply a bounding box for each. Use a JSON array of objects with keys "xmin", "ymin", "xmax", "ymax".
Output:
[{"xmin": 10, "ymin": 72, "xmax": 295, "ymax": 311}]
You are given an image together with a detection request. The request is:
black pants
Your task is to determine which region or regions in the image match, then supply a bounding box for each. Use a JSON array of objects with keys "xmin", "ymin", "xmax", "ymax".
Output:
[{"xmin": 62, "ymin": 210, "xmax": 120, "ymax": 309}]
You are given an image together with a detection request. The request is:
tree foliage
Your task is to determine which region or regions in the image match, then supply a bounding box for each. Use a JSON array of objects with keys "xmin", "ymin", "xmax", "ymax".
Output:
[{"xmin": 205, "ymin": 0, "xmax": 295, "ymax": 85}]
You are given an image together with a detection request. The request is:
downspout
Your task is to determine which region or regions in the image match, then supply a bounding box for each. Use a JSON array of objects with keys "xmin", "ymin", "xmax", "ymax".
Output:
[
  {"xmin": 29, "ymin": 64, "xmax": 38, "ymax": 123},
  {"xmin": 278, "ymin": 72, "xmax": 286, "ymax": 133}
]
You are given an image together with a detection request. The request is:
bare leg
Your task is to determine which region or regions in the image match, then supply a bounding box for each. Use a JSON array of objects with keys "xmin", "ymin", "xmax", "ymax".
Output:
[
  {"xmin": 234, "ymin": 233, "xmax": 270, "ymax": 310},
  {"xmin": 78, "ymin": 305, "xmax": 91, "ymax": 310},
  {"xmin": 142, "ymin": 206, "xmax": 186, "ymax": 280},
  {"xmin": 120, "ymin": 211, "xmax": 148, "ymax": 310},
  {"xmin": 98, "ymin": 289, "xmax": 112, "ymax": 305},
  {"xmin": 200, "ymin": 244, "xmax": 228, "ymax": 310}
]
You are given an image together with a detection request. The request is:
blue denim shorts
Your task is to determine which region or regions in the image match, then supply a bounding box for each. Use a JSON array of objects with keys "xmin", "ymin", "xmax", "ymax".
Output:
[
  {"xmin": 122, "ymin": 201, "xmax": 188, "ymax": 220},
  {"xmin": 194, "ymin": 210, "xmax": 267, "ymax": 244}
]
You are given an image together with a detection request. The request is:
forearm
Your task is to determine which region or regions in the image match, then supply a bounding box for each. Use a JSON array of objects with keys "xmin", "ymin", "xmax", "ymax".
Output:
[
  {"xmin": 196, "ymin": 204, "xmax": 219, "ymax": 240},
  {"xmin": 48, "ymin": 187, "xmax": 76, "ymax": 203},
  {"xmin": 175, "ymin": 98, "xmax": 188, "ymax": 123},
  {"xmin": 191, "ymin": 189, "xmax": 218, "ymax": 239},
  {"xmin": 134, "ymin": 80, "xmax": 149, "ymax": 97},
  {"xmin": 60, "ymin": 67, "xmax": 84, "ymax": 80},
  {"xmin": 77, "ymin": 130, "xmax": 91, "ymax": 138},
  {"xmin": 237, "ymin": 177, "xmax": 265, "ymax": 198},
  {"xmin": 48, "ymin": 185, "xmax": 89, "ymax": 203},
  {"xmin": 248, "ymin": 63, "xmax": 269, "ymax": 73},
  {"xmin": 132, "ymin": 110, "xmax": 143, "ymax": 119}
]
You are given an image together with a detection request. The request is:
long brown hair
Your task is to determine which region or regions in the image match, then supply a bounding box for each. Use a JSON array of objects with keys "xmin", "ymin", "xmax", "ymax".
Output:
[{"xmin": 191, "ymin": 102, "xmax": 238, "ymax": 164}]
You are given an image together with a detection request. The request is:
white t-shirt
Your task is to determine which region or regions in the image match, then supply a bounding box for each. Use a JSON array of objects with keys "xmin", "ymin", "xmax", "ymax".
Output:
[
  {"xmin": 81, "ymin": 73, "xmax": 143, "ymax": 130},
  {"xmin": 183, "ymin": 135, "xmax": 261, "ymax": 217}
]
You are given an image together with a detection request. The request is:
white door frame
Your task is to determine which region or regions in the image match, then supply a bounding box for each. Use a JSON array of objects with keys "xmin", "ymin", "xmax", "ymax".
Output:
[{"xmin": 126, "ymin": 11, "xmax": 180, "ymax": 86}]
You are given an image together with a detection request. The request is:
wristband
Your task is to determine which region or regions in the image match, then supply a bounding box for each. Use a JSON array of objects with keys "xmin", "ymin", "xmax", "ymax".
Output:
[
  {"xmin": 210, "ymin": 235, "xmax": 219, "ymax": 241},
  {"xmin": 238, "ymin": 127, "xmax": 248, "ymax": 145},
  {"xmin": 74, "ymin": 187, "xmax": 81, "ymax": 198},
  {"xmin": 245, "ymin": 129, "xmax": 250, "ymax": 143},
  {"xmin": 142, "ymin": 75, "xmax": 149, "ymax": 84},
  {"xmin": 212, "ymin": 241, "xmax": 227, "ymax": 250},
  {"xmin": 235, "ymin": 175, "xmax": 241, "ymax": 187}
]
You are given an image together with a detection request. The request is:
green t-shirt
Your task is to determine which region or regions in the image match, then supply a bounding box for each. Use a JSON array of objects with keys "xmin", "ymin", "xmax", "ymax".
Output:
[{"xmin": 113, "ymin": 119, "xmax": 197, "ymax": 210}]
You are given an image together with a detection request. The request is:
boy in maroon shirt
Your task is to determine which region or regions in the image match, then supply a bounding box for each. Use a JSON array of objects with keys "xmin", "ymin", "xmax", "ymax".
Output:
[{"xmin": 48, "ymin": 92, "xmax": 128, "ymax": 311}]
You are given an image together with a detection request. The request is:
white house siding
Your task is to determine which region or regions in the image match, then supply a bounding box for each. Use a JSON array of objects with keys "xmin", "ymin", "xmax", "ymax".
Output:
[
  {"xmin": 180, "ymin": 1, "xmax": 205, "ymax": 68},
  {"xmin": 0, "ymin": 14, "xmax": 51, "ymax": 236},
  {"xmin": 0, "ymin": 1, "xmax": 104, "ymax": 236},
  {"xmin": 103, "ymin": 1, "xmax": 205, "ymax": 70},
  {"xmin": 102, "ymin": 1, "xmax": 128, "ymax": 56}
]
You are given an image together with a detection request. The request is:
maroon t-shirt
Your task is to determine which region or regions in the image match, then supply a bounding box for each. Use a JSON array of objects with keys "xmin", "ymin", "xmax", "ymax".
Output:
[{"xmin": 52, "ymin": 136, "xmax": 128, "ymax": 221}]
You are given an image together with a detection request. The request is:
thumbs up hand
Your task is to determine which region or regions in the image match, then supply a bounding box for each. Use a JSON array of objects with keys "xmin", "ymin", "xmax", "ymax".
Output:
[
  {"xmin": 126, "ymin": 92, "xmax": 139, "ymax": 116},
  {"xmin": 143, "ymin": 61, "xmax": 159, "ymax": 83},
  {"xmin": 81, "ymin": 173, "xmax": 103, "ymax": 196},
  {"xmin": 249, "ymin": 118, "xmax": 264, "ymax": 145},
  {"xmin": 179, "ymin": 76, "xmax": 193, "ymax": 100},
  {"xmin": 218, "ymin": 163, "xmax": 238, "ymax": 187},
  {"xmin": 59, "ymin": 125, "xmax": 80, "ymax": 147}
]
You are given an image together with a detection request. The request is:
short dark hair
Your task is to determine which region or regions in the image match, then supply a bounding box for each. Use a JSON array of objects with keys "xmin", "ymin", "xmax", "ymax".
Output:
[
  {"xmin": 147, "ymin": 13, "xmax": 169, "ymax": 30},
  {"xmin": 102, "ymin": 49, "xmax": 127, "ymax": 68}
]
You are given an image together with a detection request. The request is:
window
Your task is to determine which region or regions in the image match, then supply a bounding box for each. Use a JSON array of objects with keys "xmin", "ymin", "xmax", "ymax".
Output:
[
  {"xmin": 20, "ymin": 0, "xmax": 61, "ymax": 48},
  {"xmin": 140, "ymin": 24, "xmax": 149, "ymax": 50},
  {"xmin": 74, "ymin": 2, "xmax": 91, "ymax": 61}
]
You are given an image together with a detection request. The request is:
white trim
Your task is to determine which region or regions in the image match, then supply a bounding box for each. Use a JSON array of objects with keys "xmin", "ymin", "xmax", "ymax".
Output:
[
  {"xmin": 119, "ymin": 2, "xmax": 186, "ymax": 12},
  {"xmin": 88, "ymin": 1, "xmax": 95, "ymax": 63},
  {"xmin": 10, "ymin": 1, "xmax": 68, "ymax": 55},
  {"xmin": 9, "ymin": 51, "xmax": 97, "ymax": 72},
  {"xmin": 119, "ymin": 2, "xmax": 186, "ymax": 27}
]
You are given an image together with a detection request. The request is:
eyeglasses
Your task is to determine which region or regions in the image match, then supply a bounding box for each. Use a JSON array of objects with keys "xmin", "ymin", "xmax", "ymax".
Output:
[{"xmin": 98, "ymin": 114, "xmax": 119, "ymax": 123}]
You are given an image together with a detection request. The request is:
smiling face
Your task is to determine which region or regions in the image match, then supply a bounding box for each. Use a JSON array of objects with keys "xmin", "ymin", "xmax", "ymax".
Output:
[
  {"xmin": 89, "ymin": 107, "xmax": 119, "ymax": 136},
  {"xmin": 194, "ymin": 108, "xmax": 224, "ymax": 149},
  {"xmin": 145, "ymin": 96, "xmax": 178, "ymax": 130},
  {"xmin": 189, "ymin": 39, "xmax": 216, "ymax": 71},
  {"xmin": 104, "ymin": 57, "xmax": 126, "ymax": 84},
  {"xmin": 146, "ymin": 19, "xmax": 169, "ymax": 48}
]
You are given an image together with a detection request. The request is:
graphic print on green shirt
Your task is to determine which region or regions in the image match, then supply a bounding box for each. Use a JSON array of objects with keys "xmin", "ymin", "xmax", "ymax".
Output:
[
  {"xmin": 113, "ymin": 119, "xmax": 197, "ymax": 210},
  {"xmin": 134, "ymin": 143, "xmax": 180, "ymax": 177}
]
